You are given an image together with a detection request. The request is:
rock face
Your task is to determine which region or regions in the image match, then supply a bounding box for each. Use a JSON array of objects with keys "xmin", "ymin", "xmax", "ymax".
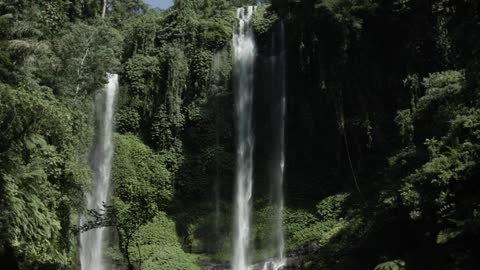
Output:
[
  {"xmin": 201, "ymin": 241, "xmax": 322, "ymax": 270},
  {"xmin": 201, "ymin": 258, "xmax": 301, "ymax": 270}
]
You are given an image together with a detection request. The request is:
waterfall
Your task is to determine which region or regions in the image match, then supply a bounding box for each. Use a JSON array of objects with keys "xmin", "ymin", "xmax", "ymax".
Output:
[
  {"xmin": 211, "ymin": 49, "xmax": 229, "ymax": 247},
  {"xmin": 232, "ymin": 6, "xmax": 256, "ymax": 270},
  {"xmin": 213, "ymin": 53, "xmax": 222, "ymax": 240},
  {"xmin": 269, "ymin": 20, "xmax": 287, "ymax": 270},
  {"xmin": 80, "ymin": 73, "xmax": 118, "ymax": 270}
]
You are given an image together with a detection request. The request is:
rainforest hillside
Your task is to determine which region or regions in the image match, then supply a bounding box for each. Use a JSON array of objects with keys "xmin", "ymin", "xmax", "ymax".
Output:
[{"xmin": 1, "ymin": 0, "xmax": 480, "ymax": 270}]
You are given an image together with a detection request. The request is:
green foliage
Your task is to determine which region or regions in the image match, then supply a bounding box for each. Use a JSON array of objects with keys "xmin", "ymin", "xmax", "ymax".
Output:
[
  {"xmin": 109, "ymin": 0, "xmax": 147, "ymax": 27},
  {"xmin": 118, "ymin": 2, "xmax": 235, "ymax": 209},
  {"xmin": 150, "ymin": 105, "xmax": 176, "ymax": 150},
  {"xmin": 1, "ymin": 1, "xmax": 122, "ymax": 96},
  {"xmin": 283, "ymin": 208, "xmax": 318, "ymax": 240},
  {"xmin": 2, "ymin": 143, "xmax": 67, "ymax": 267},
  {"xmin": 251, "ymin": 5, "xmax": 278, "ymax": 36},
  {"xmin": 195, "ymin": 20, "xmax": 231, "ymax": 51},
  {"xmin": 124, "ymin": 53, "xmax": 160, "ymax": 109},
  {"xmin": 39, "ymin": 1, "xmax": 68, "ymax": 35},
  {"xmin": 179, "ymin": 204, "xmax": 232, "ymax": 257},
  {"xmin": 374, "ymin": 260, "xmax": 406, "ymax": 270},
  {"xmin": 51, "ymin": 22, "xmax": 123, "ymax": 96},
  {"xmin": 436, "ymin": 227, "xmax": 462, "ymax": 244},
  {"xmin": 166, "ymin": 46, "xmax": 188, "ymax": 129},
  {"xmin": 291, "ymin": 219, "xmax": 347, "ymax": 249},
  {"xmin": 122, "ymin": 11, "xmax": 159, "ymax": 56},
  {"xmin": 130, "ymin": 213, "xmax": 199, "ymax": 270},
  {"xmin": 112, "ymin": 133, "xmax": 172, "ymax": 212},
  {"xmin": 302, "ymin": 214, "xmax": 370, "ymax": 270},
  {"xmin": 392, "ymin": 71, "xmax": 476, "ymax": 222},
  {"xmin": 142, "ymin": 246, "xmax": 199, "ymax": 270},
  {"xmin": 253, "ymin": 197, "xmax": 352, "ymax": 254},
  {"xmin": 116, "ymin": 107, "xmax": 140, "ymax": 134},
  {"xmin": 0, "ymin": 86, "xmax": 67, "ymax": 147},
  {"xmin": 316, "ymin": 193, "xmax": 350, "ymax": 220},
  {"xmin": 395, "ymin": 109, "xmax": 414, "ymax": 144},
  {"xmin": 0, "ymin": 85, "xmax": 91, "ymax": 269},
  {"xmin": 400, "ymin": 137, "xmax": 476, "ymax": 219},
  {"xmin": 383, "ymin": 69, "xmax": 480, "ymax": 268},
  {"xmin": 111, "ymin": 134, "xmax": 173, "ymax": 267},
  {"xmin": 283, "ymin": 194, "xmax": 351, "ymax": 249},
  {"xmin": 191, "ymin": 49, "xmax": 213, "ymax": 90},
  {"xmin": 317, "ymin": 0, "xmax": 377, "ymax": 31},
  {"xmin": 416, "ymin": 70, "xmax": 465, "ymax": 114},
  {"xmin": 116, "ymin": 1, "xmax": 236, "ymax": 212}
]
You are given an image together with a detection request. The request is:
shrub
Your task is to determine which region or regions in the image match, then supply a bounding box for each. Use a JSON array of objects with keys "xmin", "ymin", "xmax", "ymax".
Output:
[{"xmin": 130, "ymin": 213, "xmax": 199, "ymax": 270}]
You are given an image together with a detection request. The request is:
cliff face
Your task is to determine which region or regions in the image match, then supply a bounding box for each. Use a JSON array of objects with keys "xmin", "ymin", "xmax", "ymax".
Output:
[
  {"xmin": 249, "ymin": 1, "xmax": 480, "ymax": 269},
  {"xmin": 251, "ymin": 0, "xmax": 475, "ymax": 204}
]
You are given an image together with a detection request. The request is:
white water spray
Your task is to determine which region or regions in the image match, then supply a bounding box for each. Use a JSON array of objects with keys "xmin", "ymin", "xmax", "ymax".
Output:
[
  {"xmin": 80, "ymin": 74, "xmax": 118, "ymax": 270},
  {"xmin": 232, "ymin": 6, "xmax": 256, "ymax": 270}
]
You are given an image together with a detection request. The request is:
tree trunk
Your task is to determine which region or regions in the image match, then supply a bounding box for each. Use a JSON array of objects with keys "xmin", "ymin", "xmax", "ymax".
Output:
[
  {"xmin": 75, "ymin": 47, "xmax": 89, "ymax": 96},
  {"xmin": 116, "ymin": 227, "xmax": 133, "ymax": 270},
  {"xmin": 102, "ymin": 0, "xmax": 107, "ymax": 18}
]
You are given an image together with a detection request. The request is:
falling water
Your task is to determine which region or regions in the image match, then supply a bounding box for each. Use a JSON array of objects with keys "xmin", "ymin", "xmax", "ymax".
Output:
[
  {"xmin": 213, "ymin": 53, "xmax": 222, "ymax": 239},
  {"xmin": 211, "ymin": 49, "xmax": 229, "ymax": 246},
  {"xmin": 269, "ymin": 21, "xmax": 287, "ymax": 270},
  {"xmin": 211, "ymin": 50, "xmax": 226, "ymax": 233},
  {"xmin": 232, "ymin": 6, "xmax": 256, "ymax": 270},
  {"xmin": 79, "ymin": 73, "xmax": 118, "ymax": 270}
]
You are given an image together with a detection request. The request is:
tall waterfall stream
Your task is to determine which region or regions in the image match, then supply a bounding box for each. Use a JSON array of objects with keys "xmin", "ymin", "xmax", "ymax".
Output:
[
  {"xmin": 232, "ymin": 6, "xmax": 257, "ymax": 270},
  {"xmin": 79, "ymin": 74, "xmax": 118, "ymax": 270},
  {"xmin": 232, "ymin": 6, "xmax": 287, "ymax": 270}
]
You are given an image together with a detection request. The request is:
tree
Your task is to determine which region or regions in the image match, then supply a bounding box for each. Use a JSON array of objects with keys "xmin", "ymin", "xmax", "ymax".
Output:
[
  {"xmin": 0, "ymin": 85, "xmax": 90, "ymax": 269},
  {"xmin": 111, "ymin": 134, "xmax": 173, "ymax": 268}
]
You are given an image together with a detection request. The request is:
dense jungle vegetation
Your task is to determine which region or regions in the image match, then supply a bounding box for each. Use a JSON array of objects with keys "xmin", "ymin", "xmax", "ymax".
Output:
[{"xmin": 1, "ymin": 0, "xmax": 480, "ymax": 269}]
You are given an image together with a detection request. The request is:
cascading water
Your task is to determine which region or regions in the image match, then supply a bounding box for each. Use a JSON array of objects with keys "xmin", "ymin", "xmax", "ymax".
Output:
[
  {"xmin": 211, "ymin": 50, "xmax": 227, "ymax": 235},
  {"xmin": 79, "ymin": 73, "xmax": 118, "ymax": 270},
  {"xmin": 213, "ymin": 53, "xmax": 222, "ymax": 239},
  {"xmin": 211, "ymin": 49, "xmax": 229, "ymax": 249},
  {"xmin": 232, "ymin": 6, "xmax": 256, "ymax": 270},
  {"xmin": 268, "ymin": 20, "xmax": 287, "ymax": 270}
]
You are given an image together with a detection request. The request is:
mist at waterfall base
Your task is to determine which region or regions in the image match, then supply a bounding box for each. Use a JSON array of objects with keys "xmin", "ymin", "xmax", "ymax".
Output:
[
  {"xmin": 231, "ymin": 6, "xmax": 287, "ymax": 270},
  {"xmin": 79, "ymin": 74, "xmax": 118, "ymax": 270}
]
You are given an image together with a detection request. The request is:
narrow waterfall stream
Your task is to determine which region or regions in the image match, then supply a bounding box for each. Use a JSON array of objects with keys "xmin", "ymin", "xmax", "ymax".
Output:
[
  {"xmin": 268, "ymin": 20, "xmax": 287, "ymax": 270},
  {"xmin": 211, "ymin": 49, "xmax": 229, "ymax": 247},
  {"xmin": 79, "ymin": 74, "xmax": 119, "ymax": 270},
  {"xmin": 232, "ymin": 6, "xmax": 256, "ymax": 270}
]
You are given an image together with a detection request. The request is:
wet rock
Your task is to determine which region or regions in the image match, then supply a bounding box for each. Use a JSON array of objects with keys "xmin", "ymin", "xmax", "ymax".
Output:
[{"xmin": 201, "ymin": 240, "xmax": 322, "ymax": 270}]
